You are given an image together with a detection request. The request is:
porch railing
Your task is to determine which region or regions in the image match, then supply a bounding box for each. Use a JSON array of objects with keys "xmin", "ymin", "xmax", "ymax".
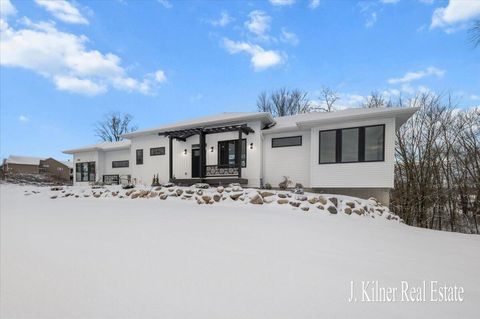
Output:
[{"xmin": 205, "ymin": 165, "xmax": 239, "ymax": 177}]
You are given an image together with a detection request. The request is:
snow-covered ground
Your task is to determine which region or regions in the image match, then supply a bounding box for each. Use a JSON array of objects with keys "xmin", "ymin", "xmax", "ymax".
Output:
[{"xmin": 1, "ymin": 184, "xmax": 479, "ymax": 318}]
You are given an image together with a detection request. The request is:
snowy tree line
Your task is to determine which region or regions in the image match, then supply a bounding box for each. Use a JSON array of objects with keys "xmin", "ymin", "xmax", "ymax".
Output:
[{"xmin": 258, "ymin": 89, "xmax": 479, "ymax": 234}]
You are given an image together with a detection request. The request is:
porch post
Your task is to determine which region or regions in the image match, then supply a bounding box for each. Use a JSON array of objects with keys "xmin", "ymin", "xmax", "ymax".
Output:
[
  {"xmin": 199, "ymin": 130, "xmax": 206, "ymax": 179},
  {"xmin": 169, "ymin": 136, "xmax": 173, "ymax": 181},
  {"xmin": 237, "ymin": 128, "xmax": 242, "ymax": 178}
]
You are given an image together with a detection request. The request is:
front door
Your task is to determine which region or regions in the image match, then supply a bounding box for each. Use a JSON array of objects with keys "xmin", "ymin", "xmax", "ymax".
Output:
[{"xmin": 192, "ymin": 146, "xmax": 200, "ymax": 178}]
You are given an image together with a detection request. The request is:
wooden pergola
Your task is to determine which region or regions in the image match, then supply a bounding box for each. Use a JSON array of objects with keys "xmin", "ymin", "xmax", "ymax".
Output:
[{"xmin": 159, "ymin": 124, "xmax": 255, "ymax": 182}]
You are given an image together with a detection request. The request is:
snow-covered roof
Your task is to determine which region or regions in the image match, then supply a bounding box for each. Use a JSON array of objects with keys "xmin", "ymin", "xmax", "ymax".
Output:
[
  {"xmin": 63, "ymin": 140, "xmax": 131, "ymax": 154},
  {"xmin": 5, "ymin": 155, "xmax": 45, "ymax": 166},
  {"xmin": 263, "ymin": 107, "xmax": 419, "ymax": 134},
  {"xmin": 122, "ymin": 112, "xmax": 275, "ymax": 138}
]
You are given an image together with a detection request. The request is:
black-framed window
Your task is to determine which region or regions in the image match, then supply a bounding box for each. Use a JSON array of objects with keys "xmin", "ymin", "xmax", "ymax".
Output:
[
  {"xmin": 319, "ymin": 125, "xmax": 385, "ymax": 164},
  {"xmin": 136, "ymin": 149, "xmax": 143, "ymax": 165},
  {"xmin": 218, "ymin": 139, "xmax": 246, "ymax": 168},
  {"xmin": 272, "ymin": 136, "xmax": 302, "ymax": 148},
  {"xmin": 75, "ymin": 162, "xmax": 95, "ymax": 182},
  {"xmin": 112, "ymin": 160, "xmax": 129, "ymax": 168},
  {"xmin": 150, "ymin": 147, "xmax": 165, "ymax": 156}
]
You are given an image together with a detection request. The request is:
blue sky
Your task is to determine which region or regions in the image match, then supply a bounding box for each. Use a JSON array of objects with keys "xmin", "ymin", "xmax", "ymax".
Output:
[{"xmin": 1, "ymin": 0, "xmax": 479, "ymax": 161}]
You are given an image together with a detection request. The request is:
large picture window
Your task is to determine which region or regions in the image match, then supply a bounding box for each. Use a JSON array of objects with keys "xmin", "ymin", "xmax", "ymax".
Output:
[
  {"xmin": 272, "ymin": 136, "xmax": 302, "ymax": 148},
  {"xmin": 319, "ymin": 125, "xmax": 385, "ymax": 164},
  {"xmin": 112, "ymin": 160, "xmax": 129, "ymax": 168},
  {"xmin": 150, "ymin": 147, "xmax": 165, "ymax": 156},
  {"xmin": 75, "ymin": 162, "xmax": 95, "ymax": 182},
  {"xmin": 218, "ymin": 139, "xmax": 246, "ymax": 168},
  {"xmin": 136, "ymin": 149, "xmax": 143, "ymax": 165}
]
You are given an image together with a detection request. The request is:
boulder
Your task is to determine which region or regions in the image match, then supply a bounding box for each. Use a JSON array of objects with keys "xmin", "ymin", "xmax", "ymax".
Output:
[
  {"xmin": 125, "ymin": 189, "xmax": 136, "ymax": 196},
  {"xmin": 277, "ymin": 193, "xmax": 287, "ymax": 198},
  {"xmin": 154, "ymin": 186, "xmax": 163, "ymax": 191},
  {"xmin": 296, "ymin": 195, "xmax": 308, "ymax": 201},
  {"xmin": 162, "ymin": 182, "xmax": 175, "ymax": 188},
  {"xmin": 111, "ymin": 191, "xmax": 118, "ymax": 197},
  {"xmin": 159, "ymin": 194, "xmax": 168, "ymax": 200},
  {"xmin": 168, "ymin": 188, "xmax": 175, "ymax": 192},
  {"xmin": 185, "ymin": 189, "xmax": 195, "ymax": 195},
  {"xmin": 317, "ymin": 204, "xmax": 325, "ymax": 210},
  {"xmin": 196, "ymin": 189, "xmax": 203, "ymax": 196},
  {"xmin": 300, "ymin": 206, "xmax": 310, "ymax": 212},
  {"xmin": 217, "ymin": 186, "xmax": 224, "ymax": 193},
  {"xmin": 345, "ymin": 202, "xmax": 355, "ymax": 209},
  {"xmin": 292, "ymin": 188, "xmax": 304, "ymax": 195},
  {"xmin": 344, "ymin": 207, "xmax": 352, "ymax": 215},
  {"xmin": 75, "ymin": 195, "xmax": 79, "ymax": 198},
  {"xmin": 329, "ymin": 197, "xmax": 338, "ymax": 207},
  {"xmin": 277, "ymin": 198, "xmax": 289, "ymax": 204},
  {"xmin": 307, "ymin": 197, "xmax": 318, "ymax": 204},
  {"xmin": 249, "ymin": 194, "xmax": 263, "ymax": 205},
  {"xmin": 196, "ymin": 198, "xmax": 203, "ymax": 205},
  {"xmin": 318, "ymin": 196, "xmax": 327, "ymax": 205},
  {"xmin": 168, "ymin": 192, "xmax": 177, "ymax": 197},
  {"xmin": 176, "ymin": 189, "xmax": 184, "ymax": 196},
  {"xmin": 353, "ymin": 209, "xmax": 363, "ymax": 215},
  {"xmin": 259, "ymin": 191, "xmax": 275, "ymax": 198},
  {"xmin": 228, "ymin": 183, "xmax": 241, "ymax": 188},
  {"xmin": 232, "ymin": 186, "xmax": 243, "ymax": 192},
  {"xmin": 213, "ymin": 194, "xmax": 221, "ymax": 202},
  {"xmin": 93, "ymin": 193, "xmax": 101, "ymax": 198},
  {"xmin": 386, "ymin": 215, "xmax": 392, "ymax": 220},
  {"xmin": 50, "ymin": 195, "xmax": 57, "ymax": 199},
  {"xmin": 225, "ymin": 187, "xmax": 232, "ymax": 193},
  {"xmin": 83, "ymin": 194, "xmax": 90, "ymax": 198},
  {"xmin": 50, "ymin": 187, "xmax": 63, "ymax": 191},
  {"xmin": 263, "ymin": 196, "xmax": 275, "ymax": 204},
  {"xmin": 327, "ymin": 206, "xmax": 338, "ymax": 214},
  {"xmin": 202, "ymin": 195, "xmax": 212, "ymax": 203},
  {"xmin": 194, "ymin": 183, "xmax": 210, "ymax": 189},
  {"xmin": 230, "ymin": 192, "xmax": 243, "ymax": 201},
  {"xmin": 289, "ymin": 201, "xmax": 301, "ymax": 208},
  {"xmin": 183, "ymin": 194, "xmax": 193, "ymax": 199},
  {"xmin": 149, "ymin": 191, "xmax": 158, "ymax": 198}
]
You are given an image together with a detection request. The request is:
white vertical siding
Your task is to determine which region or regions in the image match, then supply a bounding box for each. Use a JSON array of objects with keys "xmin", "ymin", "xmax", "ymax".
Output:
[
  {"xmin": 262, "ymin": 130, "xmax": 311, "ymax": 188},
  {"xmin": 309, "ymin": 118, "xmax": 395, "ymax": 188},
  {"xmin": 72, "ymin": 151, "xmax": 99, "ymax": 185},
  {"xmin": 103, "ymin": 149, "xmax": 131, "ymax": 177}
]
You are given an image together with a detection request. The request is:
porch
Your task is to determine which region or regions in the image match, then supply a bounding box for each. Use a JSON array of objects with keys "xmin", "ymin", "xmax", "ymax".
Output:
[{"xmin": 159, "ymin": 123, "xmax": 254, "ymax": 185}]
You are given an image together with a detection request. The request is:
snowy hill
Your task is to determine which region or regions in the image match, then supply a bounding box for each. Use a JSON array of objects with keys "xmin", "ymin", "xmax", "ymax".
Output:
[{"xmin": 1, "ymin": 183, "xmax": 479, "ymax": 318}]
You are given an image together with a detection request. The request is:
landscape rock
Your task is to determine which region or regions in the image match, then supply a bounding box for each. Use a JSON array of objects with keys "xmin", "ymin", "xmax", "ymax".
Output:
[
  {"xmin": 318, "ymin": 196, "xmax": 327, "ymax": 205},
  {"xmin": 300, "ymin": 206, "xmax": 310, "ymax": 212},
  {"xmin": 327, "ymin": 206, "xmax": 338, "ymax": 214},
  {"xmin": 216, "ymin": 186, "xmax": 224, "ymax": 193},
  {"xmin": 277, "ymin": 193, "xmax": 287, "ymax": 198},
  {"xmin": 230, "ymin": 192, "xmax": 243, "ymax": 201},
  {"xmin": 307, "ymin": 197, "xmax": 318, "ymax": 204},
  {"xmin": 225, "ymin": 187, "xmax": 232, "ymax": 193},
  {"xmin": 346, "ymin": 202, "xmax": 355, "ymax": 209},
  {"xmin": 176, "ymin": 189, "xmax": 184, "ymax": 196},
  {"xmin": 213, "ymin": 194, "xmax": 221, "ymax": 202},
  {"xmin": 263, "ymin": 196, "xmax": 275, "ymax": 204},
  {"xmin": 317, "ymin": 204, "xmax": 325, "ymax": 210},
  {"xmin": 149, "ymin": 191, "xmax": 158, "ymax": 198},
  {"xmin": 329, "ymin": 197, "xmax": 338, "ymax": 207},
  {"xmin": 185, "ymin": 189, "xmax": 194, "ymax": 195},
  {"xmin": 194, "ymin": 183, "xmax": 210, "ymax": 189},
  {"xmin": 125, "ymin": 189, "xmax": 136, "ymax": 196},
  {"xmin": 196, "ymin": 189, "xmax": 203, "ymax": 196},
  {"xmin": 289, "ymin": 201, "xmax": 301, "ymax": 208},
  {"xmin": 50, "ymin": 187, "xmax": 63, "ymax": 191},
  {"xmin": 249, "ymin": 194, "xmax": 263, "ymax": 205},
  {"xmin": 344, "ymin": 207, "xmax": 352, "ymax": 215},
  {"xmin": 162, "ymin": 182, "xmax": 175, "ymax": 188},
  {"xmin": 202, "ymin": 195, "xmax": 212, "ymax": 203},
  {"xmin": 159, "ymin": 194, "xmax": 168, "ymax": 200},
  {"xmin": 50, "ymin": 195, "xmax": 57, "ymax": 199},
  {"xmin": 154, "ymin": 186, "xmax": 163, "ymax": 191},
  {"xmin": 277, "ymin": 198, "xmax": 289, "ymax": 204},
  {"xmin": 353, "ymin": 209, "xmax": 363, "ymax": 215},
  {"xmin": 296, "ymin": 195, "xmax": 308, "ymax": 201},
  {"xmin": 259, "ymin": 191, "xmax": 275, "ymax": 198}
]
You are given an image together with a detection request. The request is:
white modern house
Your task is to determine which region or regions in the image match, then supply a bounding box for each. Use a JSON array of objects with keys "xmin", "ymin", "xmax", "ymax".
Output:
[{"xmin": 63, "ymin": 107, "xmax": 418, "ymax": 203}]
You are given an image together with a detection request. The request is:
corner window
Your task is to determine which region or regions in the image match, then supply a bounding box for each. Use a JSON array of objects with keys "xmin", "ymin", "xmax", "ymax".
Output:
[
  {"xmin": 150, "ymin": 147, "xmax": 165, "ymax": 156},
  {"xmin": 319, "ymin": 125, "xmax": 385, "ymax": 164},
  {"xmin": 75, "ymin": 162, "xmax": 95, "ymax": 182},
  {"xmin": 112, "ymin": 160, "xmax": 129, "ymax": 168},
  {"xmin": 218, "ymin": 139, "xmax": 246, "ymax": 167},
  {"xmin": 136, "ymin": 149, "xmax": 143, "ymax": 165},
  {"xmin": 272, "ymin": 136, "xmax": 302, "ymax": 148}
]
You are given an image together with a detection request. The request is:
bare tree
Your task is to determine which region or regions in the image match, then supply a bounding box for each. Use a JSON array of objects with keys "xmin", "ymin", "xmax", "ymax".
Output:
[
  {"xmin": 315, "ymin": 86, "xmax": 339, "ymax": 112},
  {"xmin": 95, "ymin": 112, "xmax": 138, "ymax": 142},
  {"xmin": 469, "ymin": 20, "xmax": 480, "ymax": 48},
  {"xmin": 362, "ymin": 91, "xmax": 392, "ymax": 108},
  {"xmin": 257, "ymin": 88, "xmax": 311, "ymax": 117}
]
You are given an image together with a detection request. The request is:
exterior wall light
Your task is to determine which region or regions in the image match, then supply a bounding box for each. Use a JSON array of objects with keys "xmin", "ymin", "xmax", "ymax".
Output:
[
  {"xmin": 210, "ymin": 146, "xmax": 214, "ymax": 152},
  {"xmin": 250, "ymin": 143, "xmax": 253, "ymax": 150},
  {"xmin": 183, "ymin": 149, "xmax": 187, "ymax": 155}
]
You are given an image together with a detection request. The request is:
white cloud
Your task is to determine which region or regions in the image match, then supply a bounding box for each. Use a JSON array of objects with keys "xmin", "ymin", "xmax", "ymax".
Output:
[
  {"xmin": 210, "ymin": 11, "xmax": 233, "ymax": 27},
  {"xmin": 190, "ymin": 93, "xmax": 203, "ymax": 102},
  {"xmin": 35, "ymin": 0, "xmax": 88, "ymax": 25},
  {"xmin": 470, "ymin": 94, "xmax": 480, "ymax": 101},
  {"xmin": 0, "ymin": 0, "xmax": 16, "ymax": 17},
  {"xmin": 18, "ymin": 115, "xmax": 29, "ymax": 123},
  {"xmin": 380, "ymin": 0, "xmax": 400, "ymax": 4},
  {"xmin": 280, "ymin": 28, "xmax": 299, "ymax": 45},
  {"xmin": 245, "ymin": 10, "xmax": 271, "ymax": 37},
  {"xmin": 269, "ymin": 0, "xmax": 295, "ymax": 6},
  {"xmin": 365, "ymin": 12, "xmax": 377, "ymax": 28},
  {"xmin": 431, "ymin": 0, "xmax": 480, "ymax": 29},
  {"xmin": 309, "ymin": 0, "xmax": 320, "ymax": 9},
  {"xmin": 0, "ymin": 19, "xmax": 166, "ymax": 95},
  {"xmin": 154, "ymin": 70, "xmax": 167, "ymax": 83},
  {"xmin": 388, "ymin": 67, "xmax": 445, "ymax": 84},
  {"xmin": 222, "ymin": 38, "xmax": 284, "ymax": 71},
  {"xmin": 157, "ymin": 0, "xmax": 172, "ymax": 9}
]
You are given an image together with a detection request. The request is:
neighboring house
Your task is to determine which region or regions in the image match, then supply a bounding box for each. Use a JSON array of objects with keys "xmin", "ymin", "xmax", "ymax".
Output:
[
  {"xmin": 3, "ymin": 155, "xmax": 73, "ymax": 182},
  {"xmin": 63, "ymin": 107, "xmax": 418, "ymax": 203}
]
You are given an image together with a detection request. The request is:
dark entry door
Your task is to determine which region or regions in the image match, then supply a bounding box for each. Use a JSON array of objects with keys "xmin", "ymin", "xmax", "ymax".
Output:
[{"xmin": 192, "ymin": 147, "xmax": 200, "ymax": 178}]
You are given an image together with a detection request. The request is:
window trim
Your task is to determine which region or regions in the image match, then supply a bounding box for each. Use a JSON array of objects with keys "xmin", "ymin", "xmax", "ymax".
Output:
[
  {"xmin": 318, "ymin": 124, "xmax": 385, "ymax": 165},
  {"xmin": 150, "ymin": 147, "xmax": 166, "ymax": 156},
  {"xmin": 112, "ymin": 160, "xmax": 129, "ymax": 168},
  {"xmin": 271, "ymin": 135, "xmax": 303, "ymax": 148},
  {"xmin": 136, "ymin": 149, "xmax": 143, "ymax": 165},
  {"xmin": 75, "ymin": 161, "xmax": 95, "ymax": 182},
  {"xmin": 217, "ymin": 138, "xmax": 247, "ymax": 168}
]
